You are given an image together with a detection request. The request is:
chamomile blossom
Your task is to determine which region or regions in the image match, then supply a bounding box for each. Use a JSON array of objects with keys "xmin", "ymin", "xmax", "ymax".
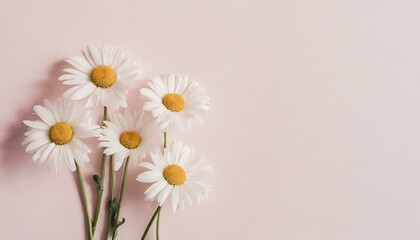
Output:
[
  {"xmin": 22, "ymin": 98, "xmax": 99, "ymax": 173},
  {"xmin": 59, "ymin": 43, "xmax": 141, "ymax": 109},
  {"xmin": 137, "ymin": 141, "xmax": 212, "ymax": 212},
  {"xmin": 140, "ymin": 74, "xmax": 209, "ymax": 130},
  {"xmin": 98, "ymin": 111, "xmax": 161, "ymax": 171}
]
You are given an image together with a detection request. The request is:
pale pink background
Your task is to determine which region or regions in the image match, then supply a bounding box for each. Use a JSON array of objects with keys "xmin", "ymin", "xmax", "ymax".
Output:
[{"xmin": 1, "ymin": 1, "xmax": 420, "ymax": 239}]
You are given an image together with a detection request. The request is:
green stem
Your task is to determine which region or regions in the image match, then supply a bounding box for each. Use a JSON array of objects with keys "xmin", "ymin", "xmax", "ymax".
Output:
[
  {"xmin": 75, "ymin": 161, "xmax": 93, "ymax": 240},
  {"xmin": 110, "ymin": 155, "xmax": 115, "ymax": 199},
  {"xmin": 106, "ymin": 155, "xmax": 116, "ymax": 239},
  {"xmin": 92, "ymin": 106, "xmax": 108, "ymax": 235},
  {"xmin": 92, "ymin": 154, "xmax": 106, "ymax": 235},
  {"xmin": 141, "ymin": 206, "xmax": 162, "ymax": 240},
  {"xmin": 164, "ymin": 132, "xmax": 167, "ymax": 148},
  {"xmin": 112, "ymin": 157, "xmax": 130, "ymax": 240},
  {"xmin": 156, "ymin": 206, "xmax": 161, "ymax": 240},
  {"xmin": 104, "ymin": 106, "xmax": 108, "ymax": 121}
]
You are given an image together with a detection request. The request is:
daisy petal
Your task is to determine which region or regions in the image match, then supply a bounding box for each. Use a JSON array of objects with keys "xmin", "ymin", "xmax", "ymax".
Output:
[
  {"xmin": 144, "ymin": 180, "xmax": 168, "ymax": 200},
  {"xmin": 26, "ymin": 139, "xmax": 50, "ymax": 152},
  {"xmin": 34, "ymin": 106, "xmax": 56, "ymax": 126},
  {"xmin": 172, "ymin": 187, "xmax": 180, "ymax": 212},
  {"xmin": 23, "ymin": 120, "xmax": 49, "ymax": 130},
  {"xmin": 158, "ymin": 184, "xmax": 173, "ymax": 205},
  {"xmin": 71, "ymin": 83, "xmax": 96, "ymax": 100},
  {"xmin": 65, "ymin": 56, "xmax": 93, "ymax": 73},
  {"xmin": 137, "ymin": 171, "xmax": 163, "ymax": 183}
]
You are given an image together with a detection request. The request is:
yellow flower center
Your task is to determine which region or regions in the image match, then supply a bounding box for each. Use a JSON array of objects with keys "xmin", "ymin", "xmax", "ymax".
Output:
[
  {"xmin": 49, "ymin": 122, "xmax": 74, "ymax": 145},
  {"xmin": 119, "ymin": 131, "xmax": 142, "ymax": 149},
  {"xmin": 162, "ymin": 93, "xmax": 185, "ymax": 112},
  {"xmin": 90, "ymin": 65, "xmax": 117, "ymax": 88},
  {"xmin": 163, "ymin": 164, "xmax": 187, "ymax": 185}
]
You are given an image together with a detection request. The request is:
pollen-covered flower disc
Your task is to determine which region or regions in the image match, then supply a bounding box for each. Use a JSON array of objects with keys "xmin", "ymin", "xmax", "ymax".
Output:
[
  {"xmin": 98, "ymin": 111, "xmax": 161, "ymax": 171},
  {"xmin": 22, "ymin": 99, "xmax": 100, "ymax": 173},
  {"xmin": 136, "ymin": 141, "xmax": 212, "ymax": 212},
  {"xmin": 59, "ymin": 43, "xmax": 141, "ymax": 109},
  {"xmin": 140, "ymin": 74, "xmax": 210, "ymax": 130}
]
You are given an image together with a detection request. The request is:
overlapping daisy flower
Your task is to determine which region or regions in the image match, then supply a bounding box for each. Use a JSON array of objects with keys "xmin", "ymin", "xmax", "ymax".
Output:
[
  {"xmin": 137, "ymin": 141, "xmax": 212, "ymax": 212},
  {"xmin": 59, "ymin": 43, "xmax": 141, "ymax": 109},
  {"xmin": 140, "ymin": 74, "xmax": 210, "ymax": 130},
  {"xmin": 22, "ymin": 98, "xmax": 100, "ymax": 172},
  {"xmin": 98, "ymin": 111, "xmax": 161, "ymax": 171}
]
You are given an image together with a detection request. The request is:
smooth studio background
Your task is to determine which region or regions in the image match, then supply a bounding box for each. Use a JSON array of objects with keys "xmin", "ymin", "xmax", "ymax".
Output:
[{"xmin": 1, "ymin": 1, "xmax": 420, "ymax": 239}]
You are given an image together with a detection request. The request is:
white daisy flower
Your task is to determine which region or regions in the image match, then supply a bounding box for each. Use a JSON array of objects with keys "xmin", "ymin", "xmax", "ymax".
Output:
[
  {"xmin": 137, "ymin": 141, "xmax": 212, "ymax": 212},
  {"xmin": 22, "ymin": 98, "xmax": 100, "ymax": 173},
  {"xmin": 140, "ymin": 74, "xmax": 210, "ymax": 130},
  {"xmin": 59, "ymin": 43, "xmax": 141, "ymax": 109},
  {"xmin": 98, "ymin": 111, "xmax": 161, "ymax": 171}
]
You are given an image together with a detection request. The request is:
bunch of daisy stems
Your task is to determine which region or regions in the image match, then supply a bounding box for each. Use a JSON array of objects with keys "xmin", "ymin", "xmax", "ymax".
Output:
[{"xmin": 23, "ymin": 43, "xmax": 212, "ymax": 240}]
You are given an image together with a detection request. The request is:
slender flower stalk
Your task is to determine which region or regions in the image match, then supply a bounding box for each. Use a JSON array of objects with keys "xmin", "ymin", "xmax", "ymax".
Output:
[
  {"xmin": 163, "ymin": 132, "xmax": 167, "ymax": 148},
  {"xmin": 112, "ymin": 157, "xmax": 130, "ymax": 240},
  {"xmin": 107, "ymin": 155, "xmax": 116, "ymax": 239},
  {"xmin": 75, "ymin": 161, "xmax": 93, "ymax": 240},
  {"xmin": 110, "ymin": 154, "xmax": 116, "ymax": 202},
  {"xmin": 156, "ymin": 205, "xmax": 161, "ymax": 240},
  {"xmin": 141, "ymin": 206, "xmax": 162, "ymax": 240},
  {"xmin": 92, "ymin": 106, "xmax": 108, "ymax": 235}
]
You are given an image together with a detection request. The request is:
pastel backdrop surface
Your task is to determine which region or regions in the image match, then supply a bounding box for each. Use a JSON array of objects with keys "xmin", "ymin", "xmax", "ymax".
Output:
[{"xmin": 1, "ymin": 1, "xmax": 420, "ymax": 239}]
